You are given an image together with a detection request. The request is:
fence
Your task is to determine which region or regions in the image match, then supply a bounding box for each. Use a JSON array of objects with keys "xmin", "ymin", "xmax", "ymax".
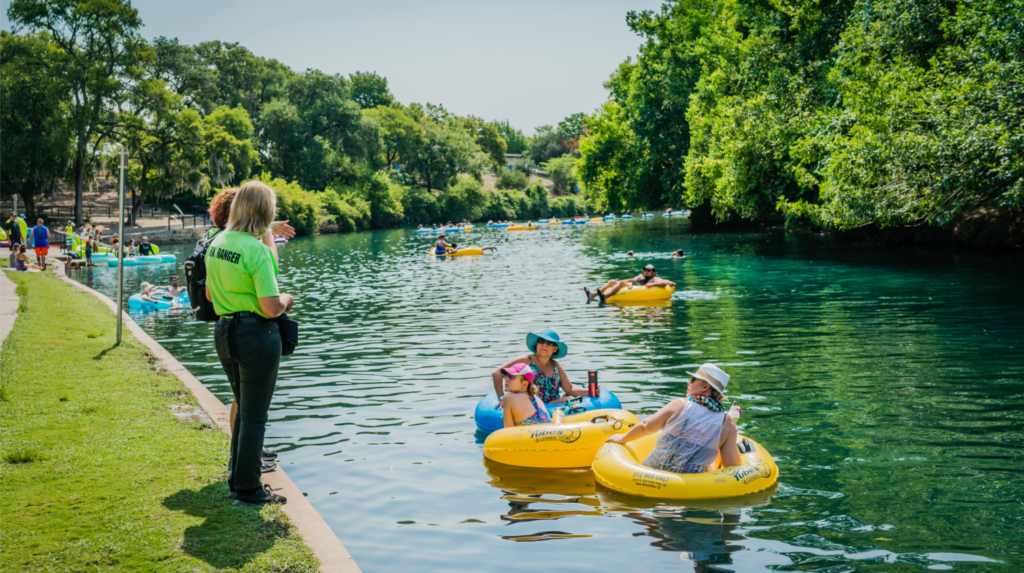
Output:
[{"xmin": 35, "ymin": 203, "xmax": 206, "ymax": 221}]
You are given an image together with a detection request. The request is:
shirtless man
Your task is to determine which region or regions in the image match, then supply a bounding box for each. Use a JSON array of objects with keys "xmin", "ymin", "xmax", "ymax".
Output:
[{"xmin": 585, "ymin": 264, "xmax": 676, "ymax": 302}]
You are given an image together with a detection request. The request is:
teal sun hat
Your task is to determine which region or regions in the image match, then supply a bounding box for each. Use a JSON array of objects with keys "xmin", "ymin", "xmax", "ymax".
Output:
[{"xmin": 526, "ymin": 329, "xmax": 568, "ymax": 360}]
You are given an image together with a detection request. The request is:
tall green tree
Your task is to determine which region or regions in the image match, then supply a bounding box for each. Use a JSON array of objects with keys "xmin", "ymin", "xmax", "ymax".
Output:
[
  {"xmin": 363, "ymin": 104, "xmax": 423, "ymax": 169},
  {"xmin": 8, "ymin": 0, "xmax": 146, "ymax": 225},
  {"xmin": 459, "ymin": 116, "xmax": 507, "ymax": 169},
  {"xmin": 527, "ymin": 125, "xmax": 564, "ymax": 164},
  {"xmin": 492, "ymin": 119, "xmax": 528, "ymax": 154},
  {"xmin": 0, "ymin": 31, "xmax": 73, "ymax": 216},
  {"xmin": 119, "ymin": 78, "xmax": 205, "ymax": 220},
  {"xmin": 349, "ymin": 71, "xmax": 394, "ymax": 109}
]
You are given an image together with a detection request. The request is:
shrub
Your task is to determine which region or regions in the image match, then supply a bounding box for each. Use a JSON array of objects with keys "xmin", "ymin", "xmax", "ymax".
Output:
[
  {"xmin": 440, "ymin": 175, "xmax": 489, "ymax": 222},
  {"xmin": 401, "ymin": 186, "xmax": 439, "ymax": 224},
  {"xmin": 543, "ymin": 154, "xmax": 578, "ymax": 195},
  {"xmin": 550, "ymin": 195, "xmax": 586, "ymax": 218},
  {"xmin": 256, "ymin": 173, "xmax": 321, "ymax": 235},
  {"xmin": 496, "ymin": 168, "xmax": 529, "ymax": 190},
  {"xmin": 321, "ymin": 188, "xmax": 370, "ymax": 232},
  {"xmin": 361, "ymin": 169, "xmax": 405, "ymax": 227}
]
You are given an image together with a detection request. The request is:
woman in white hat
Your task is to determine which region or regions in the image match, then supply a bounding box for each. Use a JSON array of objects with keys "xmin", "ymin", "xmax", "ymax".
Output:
[{"xmin": 606, "ymin": 363, "xmax": 741, "ymax": 473}]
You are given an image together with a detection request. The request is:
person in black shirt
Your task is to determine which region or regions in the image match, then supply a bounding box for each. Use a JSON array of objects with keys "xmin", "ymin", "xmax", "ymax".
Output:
[
  {"xmin": 5, "ymin": 213, "xmax": 23, "ymax": 245},
  {"xmin": 585, "ymin": 264, "xmax": 676, "ymax": 302},
  {"xmin": 138, "ymin": 236, "xmax": 156, "ymax": 256}
]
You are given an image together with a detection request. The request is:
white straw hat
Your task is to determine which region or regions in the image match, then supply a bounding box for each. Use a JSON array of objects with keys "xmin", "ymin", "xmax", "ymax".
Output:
[{"xmin": 686, "ymin": 363, "xmax": 730, "ymax": 394}]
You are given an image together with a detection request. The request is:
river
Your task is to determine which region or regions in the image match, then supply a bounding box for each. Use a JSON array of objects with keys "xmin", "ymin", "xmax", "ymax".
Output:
[{"xmin": 69, "ymin": 217, "xmax": 1023, "ymax": 572}]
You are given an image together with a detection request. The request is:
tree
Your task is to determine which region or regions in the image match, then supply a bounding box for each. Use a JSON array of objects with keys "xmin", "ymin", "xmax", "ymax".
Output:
[
  {"xmin": 404, "ymin": 108, "xmax": 489, "ymax": 192},
  {"xmin": 527, "ymin": 125, "xmax": 564, "ymax": 164},
  {"xmin": 0, "ymin": 31, "xmax": 73, "ymax": 216},
  {"xmin": 258, "ymin": 70, "xmax": 367, "ymax": 191},
  {"xmin": 363, "ymin": 104, "xmax": 423, "ymax": 169},
  {"xmin": 492, "ymin": 119, "xmax": 528, "ymax": 154},
  {"xmin": 349, "ymin": 71, "xmax": 394, "ymax": 109},
  {"xmin": 8, "ymin": 0, "xmax": 146, "ymax": 225},
  {"xmin": 201, "ymin": 105, "xmax": 260, "ymax": 188},
  {"xmin": 459, "ymin": 116, "xmax": 507, "ymax": 169},
  {"xmin": 556, "ymin": 112, "xmax": 587, "ymax": 155},
  {"xmin": 119, "ymin": 78, "xmax": 205, "ymax": 221},
  {"xmin": 544, "ymin": 155, "xmax": 578, "ymax": 195}
]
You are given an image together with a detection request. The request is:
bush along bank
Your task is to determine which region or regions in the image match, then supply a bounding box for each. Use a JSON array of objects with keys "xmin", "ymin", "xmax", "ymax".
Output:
[
  {"xmin": 247, "ymin": 171, "xmax": 594, "ymax": 236},
  {"xmin": 0, "ymin": 271, "xmax": 319, "ymax": 572}
]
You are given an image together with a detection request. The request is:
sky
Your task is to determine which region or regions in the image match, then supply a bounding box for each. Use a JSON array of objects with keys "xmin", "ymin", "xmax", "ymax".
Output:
[{"xmin": 3, "ymin": 0, "xmax": 664, "ymax": 135}]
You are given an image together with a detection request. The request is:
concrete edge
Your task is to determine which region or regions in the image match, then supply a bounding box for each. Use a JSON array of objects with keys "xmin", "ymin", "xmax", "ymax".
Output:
[
  {"xmin": 53, "ymin": 262, "xmax": 361, "ymax": 573},
  {"xmin": 0, "ymin": 270, "xmax": 18, "ymax": 352}
]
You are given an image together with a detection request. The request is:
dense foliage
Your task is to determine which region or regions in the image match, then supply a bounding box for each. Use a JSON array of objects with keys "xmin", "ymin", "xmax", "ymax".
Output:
[
  {"xmin": 2, "ymin": 0, "xmax": 592, "ymax": 230},
  {"xmin": 578, "ymin": 0, "xmax": 1024, "ymax": 230}
]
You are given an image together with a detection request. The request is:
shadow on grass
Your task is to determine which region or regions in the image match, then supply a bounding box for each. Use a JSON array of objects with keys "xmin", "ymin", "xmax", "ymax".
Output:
[
  {"xmin": 92, "ymin": 344, "xmax": 117, "ymax": 360},
  {"xmin": 163, "ymin": 481, "xmax": 290, "ymax": 569}
]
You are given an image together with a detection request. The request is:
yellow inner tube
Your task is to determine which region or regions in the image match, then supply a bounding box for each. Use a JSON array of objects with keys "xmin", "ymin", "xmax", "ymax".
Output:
[
  {"xmin": 604, "ymin": 282, "xmax": 676, "ymax": 303},
  {"xmin": 484, "ymin": 408, "xmax": 640, "ymax": 468},
  {"xmin": 428, "ymin": 248, "xmax": 484, "ymax": 257},
  {"xmin": 507, "ymin": 226, "xmax": 539, "ymax": 231},
  {"xmin": 548, "ymin": 221, "xmax": 562, "ymax": 226},
  {"xmin": 592, "ymin": 431, "xmax": 779, "ymax": 500},
  {"xmin": 590, "ymin": 218, "xmax": 604, "ymax": 223}
]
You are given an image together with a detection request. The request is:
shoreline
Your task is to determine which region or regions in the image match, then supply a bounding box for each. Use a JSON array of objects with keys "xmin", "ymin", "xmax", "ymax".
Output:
[{"xmin": 45, "ymin": 260, "xmax": 361, "ymax": 573}]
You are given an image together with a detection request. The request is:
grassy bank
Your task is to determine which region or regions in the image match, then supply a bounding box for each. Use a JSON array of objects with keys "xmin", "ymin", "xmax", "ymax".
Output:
[{"xmin": 0, "ymin": 270, "xmax": 318, "ymax": 572}]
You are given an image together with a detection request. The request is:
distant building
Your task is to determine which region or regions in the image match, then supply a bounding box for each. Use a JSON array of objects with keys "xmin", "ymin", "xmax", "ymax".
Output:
[{"xmin": 505, "ymin": 154, "xmax": 522, "ymax": 166}]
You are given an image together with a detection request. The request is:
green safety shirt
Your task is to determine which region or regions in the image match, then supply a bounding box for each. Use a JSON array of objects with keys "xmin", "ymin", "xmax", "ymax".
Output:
[{"xmin": 206, "ymin": 231, "xmax": 279, "ymax": 318}]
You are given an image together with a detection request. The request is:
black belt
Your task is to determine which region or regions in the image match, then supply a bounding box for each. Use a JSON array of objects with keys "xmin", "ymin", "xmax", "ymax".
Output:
[{"xmin": 219, "ymin": 311, "xmax": 261, "ymax": 321}]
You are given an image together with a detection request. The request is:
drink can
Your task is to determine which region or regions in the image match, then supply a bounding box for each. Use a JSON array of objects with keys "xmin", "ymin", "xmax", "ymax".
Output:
[
  {"xmin": 552, "ymin": 408, "xmax": 565, "ymax": 424},
  {"xmin": 588, "ymin": 370, "xmax": 599, "ymax": 398}
]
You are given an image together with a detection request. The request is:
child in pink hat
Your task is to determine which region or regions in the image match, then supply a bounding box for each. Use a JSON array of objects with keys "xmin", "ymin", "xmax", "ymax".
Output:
[{"xmin": 500, "ymin": 363, "xmax": 552, "ymax": 428}]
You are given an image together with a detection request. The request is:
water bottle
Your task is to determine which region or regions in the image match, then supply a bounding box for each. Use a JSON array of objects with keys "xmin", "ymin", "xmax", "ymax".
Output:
[
  {"xmin": 588, "ymin": 370, "xmax": 600, "ymax": 398},
  {"xmin": 727, "ymin": 404, "xmax": 742, "ymax": 420}
]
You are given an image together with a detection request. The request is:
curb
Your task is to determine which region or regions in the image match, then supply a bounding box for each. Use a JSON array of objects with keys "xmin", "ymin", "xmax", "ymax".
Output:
[
  {"xmin": 0, "ymin": 270, "xmax": 18, "ymax": 352},
  {"xmin": 54, "ymin": 262, "xmax": 361, "ymax": 573}
]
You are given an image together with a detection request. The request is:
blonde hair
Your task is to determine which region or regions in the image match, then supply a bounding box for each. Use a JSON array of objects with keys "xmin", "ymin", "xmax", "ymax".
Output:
[
  {"xmin": 227, "ymin": 181, "xmax": 276, "ymax": 237},
  {"xmin": 140, "ymin": 282, "xmax": 152, "ymax": 293},
  {"xmin": 526, "ymin": 379, "xmax": 538, "ymax": 397}
]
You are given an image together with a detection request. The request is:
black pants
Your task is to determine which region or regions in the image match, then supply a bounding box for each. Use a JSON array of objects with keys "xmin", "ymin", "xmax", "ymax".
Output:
[{"xmin": 214, "ymin": 315, "xmax": 281, "ymax": 496}]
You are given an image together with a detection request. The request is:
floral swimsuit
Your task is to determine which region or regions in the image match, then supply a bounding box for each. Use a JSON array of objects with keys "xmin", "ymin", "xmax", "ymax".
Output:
[
  {"xmin": 529, "ymin": 359, "xmax": 561, "ymax": 403},
  {"xmin": 516, "ymin": 394, "xmax": 552, "ymax": 426}
]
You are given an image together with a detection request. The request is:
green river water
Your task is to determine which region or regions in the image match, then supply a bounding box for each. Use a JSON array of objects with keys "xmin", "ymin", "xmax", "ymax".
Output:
[{"xmin": 70, "ymin": 217, "xmax": 1023, "ymax": 572}]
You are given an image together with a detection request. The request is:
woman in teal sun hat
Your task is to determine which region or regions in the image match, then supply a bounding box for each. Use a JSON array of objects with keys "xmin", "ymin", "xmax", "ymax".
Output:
[{"xmin": 491, "ymin": 329, "xmax": 589, "ymax": 405}]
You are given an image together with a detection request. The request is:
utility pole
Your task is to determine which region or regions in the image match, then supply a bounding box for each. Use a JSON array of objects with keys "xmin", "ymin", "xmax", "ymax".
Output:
[{"xmin": 116, "ymin": 149, "xmax": 127, "ymax": 346}]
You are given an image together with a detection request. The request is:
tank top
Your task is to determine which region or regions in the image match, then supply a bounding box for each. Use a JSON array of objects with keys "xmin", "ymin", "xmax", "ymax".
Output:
[
  {"xmin": 643, "ymin": 399, "xmax": 726, "ymax": 474},
  {"xmin": 529, "ymin": 358, "xmax": 561, "ymax": 403},
  {"xmin": 516, "ymin": 394, "xmax": 552, "ymax": 426},
  {"xmin": 435, "ymin": 239, "xmax": 447, "ymax": 254}
]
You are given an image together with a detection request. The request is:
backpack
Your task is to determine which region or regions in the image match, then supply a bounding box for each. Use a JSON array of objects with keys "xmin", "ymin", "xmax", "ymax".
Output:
[{"xmin": 184, "ymin": 229, "xmax": 220, "ymax": 322}]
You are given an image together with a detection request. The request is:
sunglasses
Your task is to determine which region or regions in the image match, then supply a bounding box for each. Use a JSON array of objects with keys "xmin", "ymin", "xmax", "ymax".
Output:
[{"xmin": 536, "ymin": 339, "xmax": 559, "ymax": 347}]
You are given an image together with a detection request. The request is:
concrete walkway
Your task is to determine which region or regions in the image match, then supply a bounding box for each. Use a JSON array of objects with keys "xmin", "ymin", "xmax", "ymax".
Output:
[
  {"xmin": 5, "ymin": 260, "xmax": 361, "ymax": 573},
  {"xmin": 0, "ymin": 268, "xmax": 18, "ymax": 352}
]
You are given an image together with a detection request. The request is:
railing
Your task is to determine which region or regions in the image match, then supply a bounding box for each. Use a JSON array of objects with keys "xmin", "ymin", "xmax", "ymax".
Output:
[
  {"xmin": 35, "ymin": 203, "xmax": 206, "ymax": 221},
  {"xmin": 168, "ymin": 213, "xmax": 210, "ymax": 229}
]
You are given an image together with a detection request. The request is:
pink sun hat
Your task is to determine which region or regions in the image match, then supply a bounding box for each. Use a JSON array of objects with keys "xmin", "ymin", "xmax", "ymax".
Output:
[{"xmin": 501, "ymin": 363, "xmax": 535, "ymax": 383}]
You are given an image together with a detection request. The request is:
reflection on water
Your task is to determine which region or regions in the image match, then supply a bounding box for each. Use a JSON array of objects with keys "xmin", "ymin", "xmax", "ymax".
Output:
[{"xmin": 69, "ymin": 219, "xmax": 1023, "ymax": 572}]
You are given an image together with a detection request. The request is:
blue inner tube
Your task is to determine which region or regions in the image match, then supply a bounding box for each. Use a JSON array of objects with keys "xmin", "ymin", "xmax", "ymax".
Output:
[
  {"xmin": 128, "ymin": 292, "xmax": 190, "ymax": 310},
  {"xmin": 642, "ymin": 214, "xmax": 653, "ymax": 218},
  {"xmin": 485, "ymin": 223, "xmax": 512, "ymax": 228},
  {"xmin": 105, "ymin": 255, "xmax": 175, "ymax": 267},
  {"xmin": 473, "ymin": 390, "xmax": 623, "ymax": 435},
  {"xmin": 622, "ymin": 215, "xmax": 634, "ymax": 219}
]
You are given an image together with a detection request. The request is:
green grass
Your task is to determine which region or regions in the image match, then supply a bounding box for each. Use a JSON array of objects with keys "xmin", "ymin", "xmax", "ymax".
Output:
[{"xmin": 0, "ymin": 271, "xmax": 320, "ymax": 572}]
